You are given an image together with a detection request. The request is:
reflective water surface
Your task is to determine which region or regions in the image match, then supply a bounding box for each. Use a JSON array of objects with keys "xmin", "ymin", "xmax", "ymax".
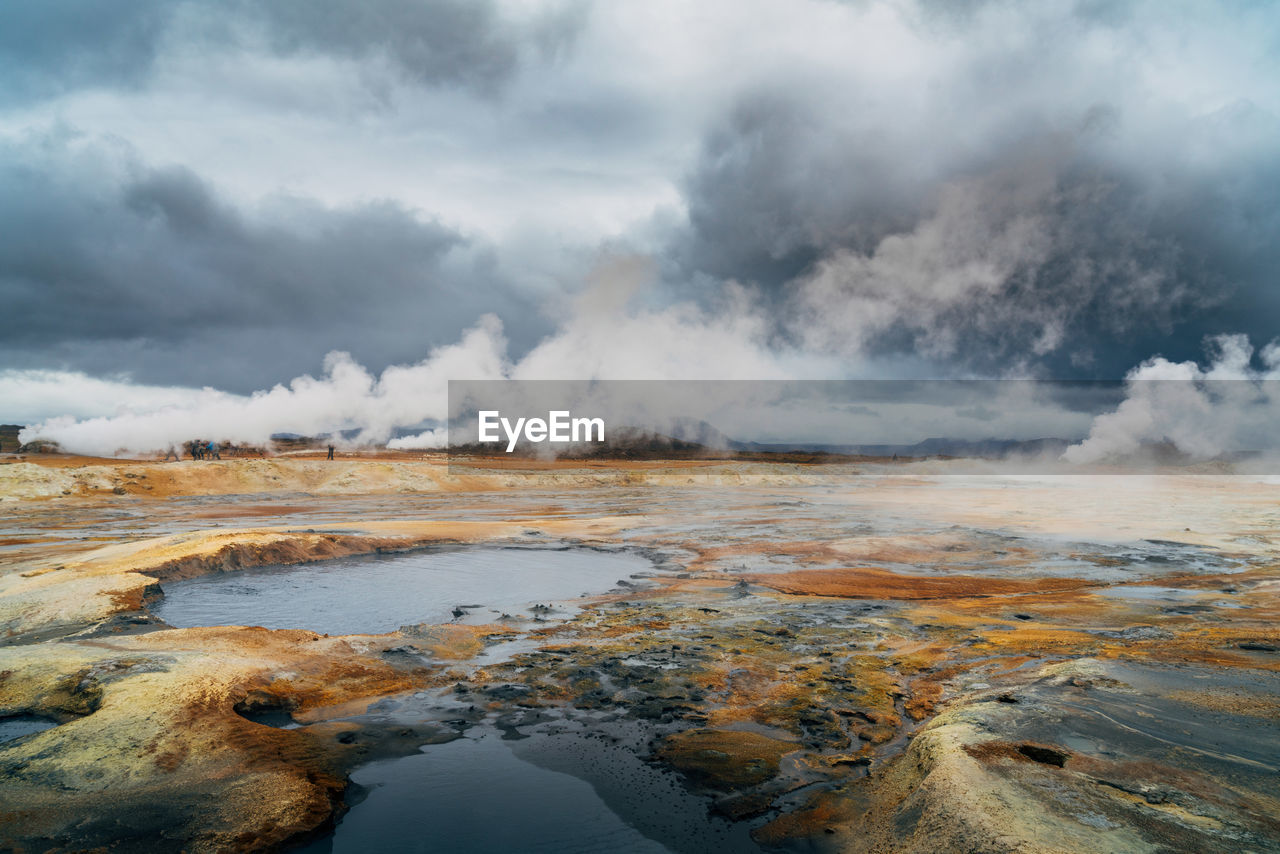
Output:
[{"xmin": 153, "ymin": 547, "xmax": 658, "ymax": 635}]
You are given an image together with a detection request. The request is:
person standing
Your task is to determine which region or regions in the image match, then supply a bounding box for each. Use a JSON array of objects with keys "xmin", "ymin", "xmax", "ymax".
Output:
[{"xmin": 327, "ymin": 444, "xmax": 335, "ymax": 460}]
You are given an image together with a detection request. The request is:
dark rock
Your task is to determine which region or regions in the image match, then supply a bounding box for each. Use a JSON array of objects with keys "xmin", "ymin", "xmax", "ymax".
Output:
[
  {"xmin": 1017, "ymin": 743, "xmax": 1070, "ymax": 767},
  {"xmin": 485, "ymin": 684, "xmax": 533, "ymax": 700},
  {"xmin": 1237, "ymin": 641, "xmax": 1278, "ymax": 652},
  {"xmin": 832, "ymin": 755, "xmax": 871, "ymax": 767},
  {"xmin": 712, "ymin": 791, "xmax": 774, "ymax": 820}
]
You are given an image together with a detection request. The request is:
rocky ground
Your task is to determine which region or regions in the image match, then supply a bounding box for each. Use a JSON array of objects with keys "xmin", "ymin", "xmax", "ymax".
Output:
[{"xmin": 1, "ymin": 455, "xmax": 1278, "ymax": 852}]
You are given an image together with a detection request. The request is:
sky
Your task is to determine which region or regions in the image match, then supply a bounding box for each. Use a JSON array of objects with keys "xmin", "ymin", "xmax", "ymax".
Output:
[{"xmin": 3, "ymin": 0, "xmax": 1279, "ymax": 453}]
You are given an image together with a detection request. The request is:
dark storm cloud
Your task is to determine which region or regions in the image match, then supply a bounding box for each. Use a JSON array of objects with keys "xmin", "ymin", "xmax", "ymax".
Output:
[
  {"xmin": 0, "ymin": 0, "xmax": 170, "ymax": 102},
  {"xmin": 3, "ymin": 0, "xmax": 1279, "ymax": 436},
  {"xmin": 674, "ymin": 93, "xmax": 923, "ymax": 286},
  {"xmin": 0, "ymin": 136, "xmax": 545, "ymax": 391},
  {"xmin": 242, "ymin": 0, "xmax": 587, "ymax": 94},
  {"xmin": 0, "ymin": 0, "xmax": 586, "ymax": 103},
  {"xmin": 669, "ymin": 11, "xmax": 1280, "ymax": 379}
]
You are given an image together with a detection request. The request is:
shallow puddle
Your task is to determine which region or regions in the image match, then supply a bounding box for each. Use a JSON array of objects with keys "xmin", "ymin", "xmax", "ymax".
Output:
[
  {"xmin": 152, "ymin": 547, "xmax": 658, "ymax": 635},
  {"xmin": 0, "ymin": 715, "xmax": 58, "ymax": 743},
  {"xmin": 299, "ymin": 727, "xmax": 760, "ymax": 854}
]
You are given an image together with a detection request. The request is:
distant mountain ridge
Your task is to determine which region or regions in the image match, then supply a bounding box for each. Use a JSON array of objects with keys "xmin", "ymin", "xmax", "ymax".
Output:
[
  {"xmin": 729, "ymin": 437, "xmax": 1073, "ymax": 459},
  {"xmin": 656, "ymin": 418, "xmax": 1072, "ymax": 459}
]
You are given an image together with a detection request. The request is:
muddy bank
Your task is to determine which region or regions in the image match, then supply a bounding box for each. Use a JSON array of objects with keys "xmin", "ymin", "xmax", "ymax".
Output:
[
  {"xmin": 837, "ymin": 659, "xmax": 1280, "ymax": 853},
  {"xmin": 0, "ymin": 626, "xmax": 467, "ymax": 852},
  {"xmin": 0, "ymin": 517, "xmax": 630, "ymax": 644}
]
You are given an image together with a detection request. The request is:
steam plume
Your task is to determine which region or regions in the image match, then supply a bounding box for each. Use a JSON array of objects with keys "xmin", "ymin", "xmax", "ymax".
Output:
[{"xmin": 1064, "ymin": 335, "xmax": 1280, "ymax": 464}]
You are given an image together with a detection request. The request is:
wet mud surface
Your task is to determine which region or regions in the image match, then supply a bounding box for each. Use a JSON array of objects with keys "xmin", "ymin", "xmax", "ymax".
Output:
[
  {"xmin": 1, "ymin": 459, "xmax": 1278, "ymax": 852},
  {"xmin": 153, "ymin": 547, "xmax": 661, "ymax": 635}
]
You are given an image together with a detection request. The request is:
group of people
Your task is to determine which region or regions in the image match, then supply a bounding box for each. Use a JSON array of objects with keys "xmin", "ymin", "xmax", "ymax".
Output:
[
  {"xmin": 159, "ymin": 441, "xmax": 331, "ymax": 460},
  {"xmin": 166, "ymin": 439, "xmax": 219, "ymax": 460}
]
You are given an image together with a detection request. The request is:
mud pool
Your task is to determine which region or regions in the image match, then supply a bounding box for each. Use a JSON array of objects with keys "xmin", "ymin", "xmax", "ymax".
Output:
[
  {"xmin": 152, "ymin": 547, "xmax": 659, "ymax": 634},
  {"xmin": 302, "ymin": 725, "xmax": 760, "ymax": 854},
  {"xmin": 0, "ymin": 715, "xmax": 57, "ymax": 744}
]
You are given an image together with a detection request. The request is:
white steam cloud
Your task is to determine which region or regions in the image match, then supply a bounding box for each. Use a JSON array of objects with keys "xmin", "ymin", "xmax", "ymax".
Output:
[
  {"xmin": 16, "ymin": 257, "xmax": 828, "ymax": 455},
  {"xmin": 1064, "ymin": 334, "xmax": 1280, "ymax": 464},
  {"xmin": 15, "ymin": 241, "xmax": 1278, "ymax": 463},
  {"xmin": 17, "ymin": 318, "xmax": 508, "ymax": 456},
  {"xmin": 11, "ymin": 266, "xmax": 1275, "ymax": 461},
  {"xmin": 0, "ymin": 370, "xmax": 211, "ymax": 423}
]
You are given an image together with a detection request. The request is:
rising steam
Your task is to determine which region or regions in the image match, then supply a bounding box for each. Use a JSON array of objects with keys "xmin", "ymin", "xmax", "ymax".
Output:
[
  {"xmin": 12, "ymin": 273, "xmax": 1277, "ymax": 461},
  {"xmin": 16, "ymin": 317, "xmax": 508, "ymax": 456},
  {"xmin": 15, "ymin": 258, "xmax": 813, "ymax": 455},
  {"xmin": 1064, "ymin": 334, "xmax": 1280, "ymax": 464}
]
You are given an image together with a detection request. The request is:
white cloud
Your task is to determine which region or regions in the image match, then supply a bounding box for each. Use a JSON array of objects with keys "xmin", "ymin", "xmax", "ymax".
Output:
[
  {"xmin": 17, "ymin": 316, "xmax": 510, "ymax": 455},
  {"xmin": 15, "ymin": 260, "xmax": 825, "ymax": 454},
  {"xmin": 3, "ymin": 0, "xmax": 1279, "ymax": 453},
  {"xmin": 0, "ymin": 369, "xmax": 213, "ymax": 424},
  {"xmin": 1065, "ymin": 334, "xmax": 1280, "ymax": 463}
]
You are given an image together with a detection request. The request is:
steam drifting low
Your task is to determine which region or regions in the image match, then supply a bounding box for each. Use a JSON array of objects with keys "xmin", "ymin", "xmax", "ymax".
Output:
[{"xmin": 15, "ymin": 285, "xmax": 1280, "ymax": 467}]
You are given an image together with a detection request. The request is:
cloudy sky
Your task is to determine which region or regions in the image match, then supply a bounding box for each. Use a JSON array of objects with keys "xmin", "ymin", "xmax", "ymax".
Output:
[{"xmin": 3, "ymin": 0, "xmax": 1279, "ymax": 448}]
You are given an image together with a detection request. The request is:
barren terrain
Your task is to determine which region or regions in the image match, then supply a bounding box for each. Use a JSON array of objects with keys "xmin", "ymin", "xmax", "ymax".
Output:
[{"xmin": 1, "ymin": 454, "xmax": 1277, "ymax": 852}]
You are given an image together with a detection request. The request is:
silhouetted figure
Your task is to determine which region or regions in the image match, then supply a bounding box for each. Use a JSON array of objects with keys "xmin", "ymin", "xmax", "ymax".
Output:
[
  {"xmin": 163, "ymin": 445, "xmax": 179, "ymax": 461},
  {"xmin": 327, "ymin": 444, "xmax": 335, "ymax": 460}
]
